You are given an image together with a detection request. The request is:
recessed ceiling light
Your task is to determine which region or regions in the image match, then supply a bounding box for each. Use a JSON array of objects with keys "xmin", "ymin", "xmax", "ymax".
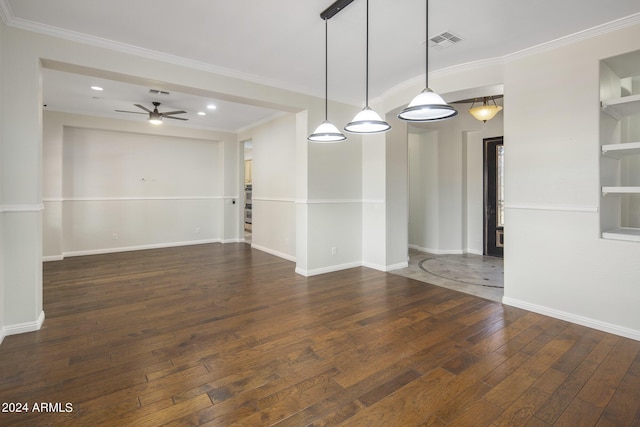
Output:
[
  {"xmin": 207, "ymin": 104, "xmax": 217, "ymax": 110},
  {"xmin": 91, "ymin": 86, "xmax": 104, "ymax": 91},
  {"xmin": 198, "ymin": 112, "xmax": 206, "ymax": 116}
]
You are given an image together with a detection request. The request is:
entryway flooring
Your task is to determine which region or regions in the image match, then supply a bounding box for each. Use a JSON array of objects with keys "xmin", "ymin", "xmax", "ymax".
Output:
[{"xmin": 391, "ymin": 249, "xmax": 504, "ymax": 302}]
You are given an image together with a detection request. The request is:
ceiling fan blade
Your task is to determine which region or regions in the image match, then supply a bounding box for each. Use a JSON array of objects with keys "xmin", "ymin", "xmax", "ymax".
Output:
[
  {"xmin": 161, "ymin": 110, "xmax": 187, "ymax": 116},
  {"xmin": 134, "ymin": 104, "xmax": 153, "ymax": 113},
  {"xmin": 164, "ymin": 116, "xmax": 188, "ymax": 121},
  {"xmin": 115, "ymin": 110, "xmax": 147, "ymax": 115}
]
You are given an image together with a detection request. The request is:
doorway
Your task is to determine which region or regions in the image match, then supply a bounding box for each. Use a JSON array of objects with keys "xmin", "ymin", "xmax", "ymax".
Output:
[
  {"xmin": 243, "ymin": 140, "xmax": 253, "ymax": 243},
  {"xmin": 484, "ymin": 136, "xmax": 504, "ymax": 258}
]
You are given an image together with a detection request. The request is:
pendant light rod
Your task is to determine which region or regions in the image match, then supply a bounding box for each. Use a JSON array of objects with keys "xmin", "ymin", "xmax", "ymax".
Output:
[
  {"xmin": 320, "ymin": 0, "xmax": 355, "ymax": 20},
  {"xmin": 424, "ymin": 0, "xmax": 429, "ymax": 89},
  {"xmin": 323, "ymin": 18, "xmax": 329, "ymax": 120},
  {"xmin": 365, "ymin": 0, "xmax": 370, "ymax": 106},
  {"xmin": 308, "ymin": 13, "xmax": 346, "ymax": 142}
]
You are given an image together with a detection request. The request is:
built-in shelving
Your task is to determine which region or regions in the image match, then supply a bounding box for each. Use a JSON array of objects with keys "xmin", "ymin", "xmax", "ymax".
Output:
[
  {"xmin": 602, "ymin": 186, "xmax": 640, "ymax": 195},
  {"xmin": 599, "ymin": 53, "xmax": 640, "ymax": 242},
  {"xmin": 601, "ymin": 142, "xmax": 640, "ymax": 159},
  {"xmin": 602, "ymin": 227, "xmax": 640, "ymax": 242},
  {"xmin": 602, "ymin": 93, "xmax": 640, "ymax": 120}
]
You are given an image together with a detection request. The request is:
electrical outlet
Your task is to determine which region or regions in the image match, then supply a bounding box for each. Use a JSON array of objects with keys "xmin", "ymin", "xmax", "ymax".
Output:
[
  {"xmin": 195, "ymin": 227, "xmax": 200, "ymax": 233},
  {"xmin": 331, "ymin": 247, "xmax": 337, "ymax": 255},
  {"xmin": 112, "ymin": 233, "xmax": 118, "ymax": 240}
]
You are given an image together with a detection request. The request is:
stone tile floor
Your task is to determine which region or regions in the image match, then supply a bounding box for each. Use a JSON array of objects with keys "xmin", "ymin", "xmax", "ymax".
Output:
[{"xmin": 391, "ymin": 249, "xmax": 504, "ymax": 302}]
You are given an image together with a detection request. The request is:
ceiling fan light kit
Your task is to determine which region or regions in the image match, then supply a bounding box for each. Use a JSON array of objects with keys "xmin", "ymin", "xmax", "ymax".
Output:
[{"xmin": 115, "ymin": 101, "xmax": 188, "ymax": 125}]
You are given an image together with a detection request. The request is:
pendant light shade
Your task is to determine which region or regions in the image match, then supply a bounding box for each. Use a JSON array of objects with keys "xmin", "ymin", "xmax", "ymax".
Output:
[
  {"xmin": 344, "ymin": 0, "xmax": 391, "ymax": 134},
  {"xmin": 308, "ymin": 18, "xmax": 346, "ymax": 143},
  {"xmin": 309, "ymin": 120, "xmax": 347, "ymax": 142},
  {"xmin": 399, "ymin": 88, "xmax": 457, "ymax": 122},
  {"xmin": 468, "ymin": 96, "xmax": 503, "ymax": 122},
  {"xmin": 398, "ymin": 0, "xmax": 457, "ymax": 122},
  {"xmin": 345, "ymin": 106, "xmax": 390, "ymax": 134}
]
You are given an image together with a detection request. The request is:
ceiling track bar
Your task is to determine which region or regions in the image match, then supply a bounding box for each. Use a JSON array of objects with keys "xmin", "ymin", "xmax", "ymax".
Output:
[{"xmin": 320, "ymin": 0, "xmax": 355, "ymax": 20}]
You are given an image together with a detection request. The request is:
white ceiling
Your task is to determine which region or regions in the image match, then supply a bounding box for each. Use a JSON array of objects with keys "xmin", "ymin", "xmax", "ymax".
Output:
[{"xmin": 2, "ymin": 0, "xmax": 640, "ymax": 131}]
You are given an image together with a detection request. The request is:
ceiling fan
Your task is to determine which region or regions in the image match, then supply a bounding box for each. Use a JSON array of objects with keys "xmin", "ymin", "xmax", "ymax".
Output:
[{"xmin": 115, "ymin": 102, "xmax": 187, "ymax": 124}]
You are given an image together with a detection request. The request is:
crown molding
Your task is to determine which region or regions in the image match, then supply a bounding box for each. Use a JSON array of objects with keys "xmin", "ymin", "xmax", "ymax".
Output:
[
  {"xmin": 3, "ymin": 1, "xmax": 640, "ymax": 109},
  {"xmin": 0, "ymin": 0, "xmax": 12, "ymax": 25},
  {"xmin": 504, "ymin": 12, "xmax": 640, "ymax": 62},
  {"xmin": 376, "ymin": 12, "xmax": 640, "ymax": 106},
  {"xmin": 0, "ymin": 0, "xmax": 323, "ymax": 101}
]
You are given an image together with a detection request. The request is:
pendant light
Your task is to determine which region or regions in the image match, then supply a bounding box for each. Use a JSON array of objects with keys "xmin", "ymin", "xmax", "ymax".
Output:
[
  {"xmin": 344, "ymin": 0, "xmax": 391, "ymax": 134},
  {"xmin": 468, "ymin": 96, "xmax": 503, "ymax": 122},
  {"xmin": 398, "ymin": 0, "xmax": 457, "ymax": 122},
  {"xmin": 308, "ymin": 18, "xmax": 346, "ymax": 142}
]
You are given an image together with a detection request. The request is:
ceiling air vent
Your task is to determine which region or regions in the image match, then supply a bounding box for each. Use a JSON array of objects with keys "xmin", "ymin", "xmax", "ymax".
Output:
[
  {"xmin": 149, "ymin": 89, "xmax": 170, "ymax": 95},
  {"xmin": 429, "ymin": 31, "xmax": 462, "ymax": 50}
]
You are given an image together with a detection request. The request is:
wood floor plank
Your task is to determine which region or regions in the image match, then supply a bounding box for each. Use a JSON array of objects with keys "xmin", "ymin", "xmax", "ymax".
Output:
[
  {"xmin": 577, "ymin": 338, "xmax": 640, "ymax": 408},
  {"xmin": 596, "ymin": 357, "xmax": 640, "ymax": 426},
  {"xmin": 0, "ymin": 243, "xmax": 638, "ymax": 426}
]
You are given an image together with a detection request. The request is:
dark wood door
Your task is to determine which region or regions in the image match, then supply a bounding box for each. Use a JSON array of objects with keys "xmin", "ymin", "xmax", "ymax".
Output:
[{"xmin": 484, "ymin": 137, "xmax": 504, "ymax": 258}]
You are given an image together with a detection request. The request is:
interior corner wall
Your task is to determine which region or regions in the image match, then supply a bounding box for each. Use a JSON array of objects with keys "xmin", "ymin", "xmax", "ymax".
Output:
[
  {"xmin": 362, "ymin": 131, "xmax": 386, "ymax": 270},
  {"xmin": 503, "ymin": 22, "xmax": 640, "ymax": 339},
  {"xmin": 1, "ymin": 23, "xmax": 43, "ymax": 332},
  {"xmin": 385, "ymin": 115, "xmax": 409, "ymax": 268},
  {"xmin": 304, "ymin": 102, "xmax": 363, "ymax": 275},
  {"xmin": 241, "ymin": 113, "xmax": 297, "ymax": 261},
  {"xmin": 221, "ymin": 136, "xmax": 241, "ymax": 243},
  {"xmin": 294, "ymin": 110, "xmax": 309, "ymax": 272},
  {"xmin": 0, "ymin": 18, "xmax": 6, "ymax": 341},
  {"xmin": 408, "ymin": 130, "xmax": 439, "ymax": 252}
]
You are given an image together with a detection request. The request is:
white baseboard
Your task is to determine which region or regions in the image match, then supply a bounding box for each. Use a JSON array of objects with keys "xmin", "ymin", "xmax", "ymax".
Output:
[
  {"xmin": 465, "ymin": 248, "xmax": 484, "ymax": 255},
  {"xmin": 408, "ymin": 244, "xmax": 484, "ymax": 256},
  {"xmin": 4, "ymin": 311, "xmax": 45, "ymax": 337},
  {"xmin": 0, "ymin": 327, "xmax": 5, "ymax": 345},
  {"xmin": 296, "ymin": 261, "xmax": 362, "ymax": 277},
  {"xmin": 297, "ymin": 259, "xmax": 408, "ymax": 277},
  {"xmin": 502, "ymin": 296, "xmax": 640, "ymax": 342},
  {"xmin": 222, "ymin": 238, "xmax": 244, "ymax": 243},
  {"xmin": 250, "ymin": 244, "xmax": 296, "ymax": 263},
  {"xmin": 45, "ymin": 239, "xmax": 222, "ymax": 261},
  {"xmin": 362, "ymin": 261, "xmax": 408, "ymax": 272},
  {"xmin": 408, "ymin": 245, "xmax": 463, "ymax": 255}
]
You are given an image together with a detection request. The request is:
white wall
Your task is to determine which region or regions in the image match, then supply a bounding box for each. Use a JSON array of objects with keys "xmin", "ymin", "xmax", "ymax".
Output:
[
  {"xmin": 503, "ymin": 23, "xmax": 640, "ymax": 339},
  {"xmin": 43, "ymin": 111, "xmax": 238, "ymax": 259}
]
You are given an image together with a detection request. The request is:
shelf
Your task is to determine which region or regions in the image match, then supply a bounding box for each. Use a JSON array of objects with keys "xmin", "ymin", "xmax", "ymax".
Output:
[
  {"xmin": 602, "ymin": 227, "xmax": 640, "ymax": 242},
  {"xmin": 602, "ymin": 93, "xmax": 640, "ymax": 120},
  {"xmin": 601, "ymin": 141, "xmax": 640, "ymax": 158},
  {"xmin": 602, "ymin": 186, "xmax": 640, "ymax": 195}
]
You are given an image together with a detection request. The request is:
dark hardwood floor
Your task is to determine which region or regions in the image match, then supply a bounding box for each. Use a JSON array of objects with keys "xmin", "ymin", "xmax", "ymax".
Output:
[{"xmin": 0, "ymin": 243, "xmax": 639, "ymax": 426}]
